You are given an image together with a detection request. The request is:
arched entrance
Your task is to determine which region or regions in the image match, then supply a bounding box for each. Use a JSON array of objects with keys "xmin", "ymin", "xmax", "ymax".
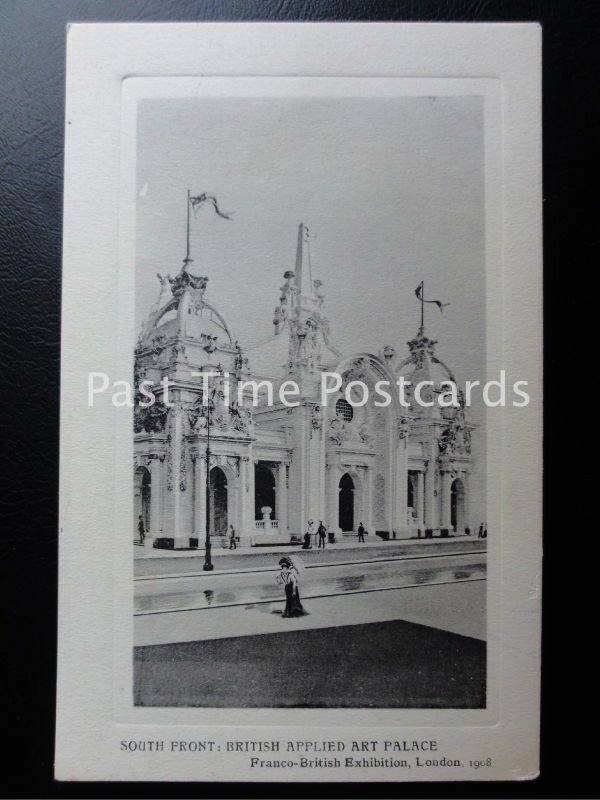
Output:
[
  {"xmin": 407, "ymin": 472, "xmax": 417, "ymax": 526},
  {"xmin": 254, "ymin": 464, "xmax": 276, "ymax": 520},
  {"xmin": 407, "ymin": 475, "xmax": 415, "ymax": 509},
  {"xmin": 451, "ymin": 478, "xmax": 465, "ymax": 532},
  {"xmin": 338, "ymin": 473, "xmax": 355, "ymax": 532},
  {"xmin": 210, "ymin": 466, "xmax": 228, "ymax": 537},
  {"xmin": 134, "ymin": 466, "xmax": 151, "ymax": 534}
]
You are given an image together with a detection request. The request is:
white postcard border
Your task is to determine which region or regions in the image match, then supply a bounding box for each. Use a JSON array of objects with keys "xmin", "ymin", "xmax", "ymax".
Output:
[{"xmin": 57, "ymin": 22, "xmax": 541, "ymax": 782}]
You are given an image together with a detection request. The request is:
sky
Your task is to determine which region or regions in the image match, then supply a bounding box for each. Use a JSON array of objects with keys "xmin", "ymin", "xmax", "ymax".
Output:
[{"xmin": 135, "ymin": 93, "xmax": 487, "ymax": 519}]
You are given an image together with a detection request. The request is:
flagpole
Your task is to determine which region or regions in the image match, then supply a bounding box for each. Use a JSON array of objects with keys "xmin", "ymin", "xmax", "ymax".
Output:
[
  {"xmin": 184, "ymin": 188, "xmax": 191, "ymax": 266},
  {"xmin": 185, "ymin": 192, "xmax": 231, "ymax": 269},
  {"xmin": 420, "ymin": 280, "xmax": 425, "ymax": 334}
]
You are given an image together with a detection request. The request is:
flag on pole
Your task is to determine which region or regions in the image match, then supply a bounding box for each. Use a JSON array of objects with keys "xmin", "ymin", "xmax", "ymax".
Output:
[
  {"xmin": 415, "ymin": 282, "xmax": 450, "ymax": 312},
  {"xmin": 189, "ymin": 193, "xmax": 232, "ymax": 220}
]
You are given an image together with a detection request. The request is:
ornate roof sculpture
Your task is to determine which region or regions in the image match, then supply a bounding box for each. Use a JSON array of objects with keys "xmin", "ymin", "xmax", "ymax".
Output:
[
  {"xmin": 396, "ymin": 329, "xmax": 456, "ymax": 397},
  {"xmin": 137, "ymin": 266, "xmax": 232, "ymax": 351},
  {"xmin": 273, "ymin": 223, "xmax": 341, "ymax": 377},
  {"xmin": 378, "ymin": 281, "xmax": 474, "ymax": 457},
  {"xmin": 136, "ymin": 190, "xmax": 236, "ymax": 358},
  {"xmin": 378, "ymin": 281, "xmax": 455, "ymax": 415},
  {"xmin": 134, "ymin": 192, "xmax": 254, "ymax": 442},
  {"xmin": 133, "ymin": 189, "xmax": 253, "ymax": 445},
  {"xmin": 437, "ymin": 391, "xmax": 472, "ymax": 456}
]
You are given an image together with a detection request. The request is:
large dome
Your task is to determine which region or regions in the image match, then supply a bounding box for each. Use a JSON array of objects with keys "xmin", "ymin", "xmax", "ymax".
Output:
[
  {"xmin": 381, "ymin": 329, "xmax": 457, "ymax": 414},
  {"xmin": 395, "ymin": 331, "xmax": 454, "ymax": 382},
  {"xmin": 138, "ymin": 268, "xmax": 232, "ymax": 349}
]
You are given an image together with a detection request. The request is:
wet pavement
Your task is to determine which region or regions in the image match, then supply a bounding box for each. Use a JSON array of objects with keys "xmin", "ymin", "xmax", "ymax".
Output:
[{"xmin": 135, "ymin": 552, "xmax": 486, "ymax": 615}]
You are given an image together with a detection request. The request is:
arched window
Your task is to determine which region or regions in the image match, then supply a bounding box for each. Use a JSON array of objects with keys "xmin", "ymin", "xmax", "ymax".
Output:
[
  {"xmin": 407, "ymin": 476, "xmax": 415, "ymax": 509},
  {"xmin": 254, "ymin": 463, "xmax": 276, "ymax": 520},
  {"xmin": 338, "ymin": 473, "xmax": 355, "ymax": 531},
  {"xmin": 336, "ymin": 398, "xmax": 354, "ymax": 422},
  {"xmin": 210, "ymin": 466, "xmax": 228, "ymax": 536},
  {"xmin": 450, "ymin": 478, "xmax": 466, "ymax": 532},
  {"xmin": 134, "ymin": 466, "xmax": 151, "ymax": 534}
]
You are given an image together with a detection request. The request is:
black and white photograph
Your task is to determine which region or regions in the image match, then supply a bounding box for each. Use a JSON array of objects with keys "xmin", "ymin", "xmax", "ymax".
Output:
[{"xmin": 131, "ymin": 89, "xmax": 488, "ymax": 709}]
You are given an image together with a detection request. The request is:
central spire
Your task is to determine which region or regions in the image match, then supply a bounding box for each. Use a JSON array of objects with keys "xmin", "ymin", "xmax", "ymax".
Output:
[
  {"xmin": 294, "ymin": 222, "xmax": 312, "ymax": 294},
  {"xmin": 184, "ymin": 189, "xmax": 192, "ymax": 267},
  {"xmin": 272, "ymin": 223, "xmax": 340, "ymax": 379}
]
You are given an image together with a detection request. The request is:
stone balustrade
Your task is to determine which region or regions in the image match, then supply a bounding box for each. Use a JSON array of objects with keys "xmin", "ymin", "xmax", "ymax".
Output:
[{"xmin": 254, "ymin": 520, "xmax": 279, "ymax": 530}]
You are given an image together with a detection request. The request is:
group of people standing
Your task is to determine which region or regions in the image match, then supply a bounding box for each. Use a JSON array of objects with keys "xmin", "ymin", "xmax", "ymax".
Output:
[
  {"xmin": 137, "ymin": 517, "xmax": 370, "ymax": 549},
  {"xmin": 301, "ymin": 519, "xmax": 368, "ymax": 549},
  {"xmin": 137, "ymin": 517, "xmax": 240, "ymax": 548},
  {"xmin": 301, "ymin": 519, "xmax": 330, "ymax": 549}
]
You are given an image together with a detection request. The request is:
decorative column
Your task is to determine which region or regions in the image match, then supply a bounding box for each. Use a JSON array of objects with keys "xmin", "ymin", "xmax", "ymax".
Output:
[
  {"xmin": 462, "ymin": 471, "xmax": 471, "ymax": 532},
  {"xmin": 417, "ymin": 471, "xmax": 425, "ymax": 531},
  {"xmin": 133, "ymin": 458, "xmax": 142, "ymax": 533},
  {"xmin": 307, "ymin": 402, "xmax": 324, "ymax": 525},
  {"xmin": 288, "ymin": 407, "xmax": 307, "ymax": 537},
  {"xmin": 440, "ymin": 468, "xmax": 453, "ymax": 529},
  {"xmin": 386, "ymin": 424, "xmax": 395, "ymax": 537},
  {"xmin": 423, "ymin": 442, "xmax": 437, "ymax": 530},
  {"xmin": 193, "ymin": 451, "xmax": 207, "ymax": 540},
  {"xmin": 238, "ymin": 455, "xmax": 253, "ymax": 541},
  {"xmin": 366, "ymin": 466, "xmax": 375, "ymax": 536},
  {"xmin": 393, "ymin": 417, "xmax": 410, "ymax": 538},
  {"xmin": 149, "ymin": 456, "xmax": 164, "ymax": 542},
  {"xmin": 164, "ymin": 403, "xmax": 191, "ymax": 548},
  {"xmin": 277, "ymin": 462, "xmax": 288, "ymax": 534},
  {"xmin": 169, "ymin": 402, "xmax": 183, "ymax": 547},
  {"xmin": 327, "ymin": 465, "xmax": 340, "ymax": 534},
  {"xmin": 246, "ymin": 456, "xmax": 256, "ymax": 539}
]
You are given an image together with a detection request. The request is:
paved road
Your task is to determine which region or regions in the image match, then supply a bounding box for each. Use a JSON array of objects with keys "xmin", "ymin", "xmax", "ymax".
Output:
[
  {"xmin": 135, "ymin": 551, "xmax": 486, "ymax": 614},
  {"xmin": 134, "ymin": 537, "xmax": 484, "ymax": 576}
]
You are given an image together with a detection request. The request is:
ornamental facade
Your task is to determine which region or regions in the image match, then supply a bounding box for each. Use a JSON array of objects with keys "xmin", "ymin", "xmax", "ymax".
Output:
[{"xmin": 134, "ymin": 223, "xmax": 475, "ymax": 548}]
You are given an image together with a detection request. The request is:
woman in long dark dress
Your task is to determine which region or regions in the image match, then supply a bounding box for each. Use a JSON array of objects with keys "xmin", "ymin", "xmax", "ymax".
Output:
[{"xmin": 278, "ymin": 557, "xmax": 304, "ymax": 617}]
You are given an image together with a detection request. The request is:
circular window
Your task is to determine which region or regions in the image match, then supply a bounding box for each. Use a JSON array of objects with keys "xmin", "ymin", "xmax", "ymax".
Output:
[{"xmin": 335, "ymin": 398, "xmax": 354, "ymax": 422}]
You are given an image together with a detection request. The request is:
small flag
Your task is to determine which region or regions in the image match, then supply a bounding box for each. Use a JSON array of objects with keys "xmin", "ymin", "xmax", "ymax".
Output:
[
  {"xmin": 189, "ymin": 193, "xmax": 232, "ymax": 220},
  {"xmin": 415, "ymin": 282, "xmax": 450, "ymax": 312}
]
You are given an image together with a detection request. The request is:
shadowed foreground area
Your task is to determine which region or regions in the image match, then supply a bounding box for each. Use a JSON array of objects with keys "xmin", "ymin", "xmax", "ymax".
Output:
[{"xmin": 134, "ymin": 619, "xmax": 485, "ymax": 708}]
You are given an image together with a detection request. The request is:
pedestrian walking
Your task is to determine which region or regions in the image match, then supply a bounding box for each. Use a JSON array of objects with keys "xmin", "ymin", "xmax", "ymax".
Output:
[
  {"xmin": 138, "ymin": 514, "xmax": 145, "ymax": 545},
  {"xmin": 302, "ymin": 530, "xmax": 312, "ymax": 550},
  {"xmin": 357, "ymin": 522, "xmax": 366, "ymax": 543},
  {"xmin": 228, "ymin": 524, "xmax": 237, "ymax": 549},
  {"xmin": 278, "ymin": 557, "xmax": 305, "ymax": 617},
  {"xmin": 317, "ymin": 521, "xmax": 327, "ymax": 549},
  {"xmin": 478, "ymin": 522, "xmax": 484, "ymax": 539}
]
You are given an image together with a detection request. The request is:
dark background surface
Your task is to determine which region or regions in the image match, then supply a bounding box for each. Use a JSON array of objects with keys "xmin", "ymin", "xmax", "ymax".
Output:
[{"xmin": 0, "ymin": 0, "xmax": 592, "ymax": 797}]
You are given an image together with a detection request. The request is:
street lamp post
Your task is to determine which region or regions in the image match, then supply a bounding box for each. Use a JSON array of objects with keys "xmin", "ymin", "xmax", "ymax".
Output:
[{"xmin": 203, "ymin": 389, "xmax": 215, "ymax": 571}]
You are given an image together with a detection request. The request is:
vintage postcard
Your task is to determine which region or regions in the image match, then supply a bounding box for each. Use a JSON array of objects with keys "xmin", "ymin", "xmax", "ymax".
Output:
[{"xmin": 56, "ymin": 23, "xmax": 542, "ymax": 782}]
